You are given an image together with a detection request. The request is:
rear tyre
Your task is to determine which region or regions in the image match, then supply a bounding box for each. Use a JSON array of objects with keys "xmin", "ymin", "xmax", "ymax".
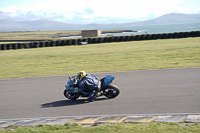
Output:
[
  {"xmin": 63, "ymin": 90, "xmax": 79, "ymax": 100},
  {"xmin": 103, "ymin": 84, "xmax": 120, "ymax": 98}
]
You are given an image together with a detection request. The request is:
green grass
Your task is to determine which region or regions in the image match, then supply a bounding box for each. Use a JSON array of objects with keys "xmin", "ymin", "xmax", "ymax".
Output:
[
  {"xmin": 0, "ymin": 42, "xmax": 26, "ymax": 44},
  {"xmin": 0, "ymin": 31, "xmax": 81, "ymax": 40},
  {"xmin": 1, "ymin": 122, "xmax": 200, "ymax": 133},
  {"xmin": 0, "ymin": 37, "xmax": 200, "ymax": 79},
  {"xmin": 0, "ymin": 30, "xmax": 126, "ymax": 40}
]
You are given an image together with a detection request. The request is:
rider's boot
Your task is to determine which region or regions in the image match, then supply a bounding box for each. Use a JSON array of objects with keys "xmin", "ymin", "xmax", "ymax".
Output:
[
  {"xmin": 88, "ymin": 90, "xmax": 96, "ymax": 102},
  {"xmin": 88, "ymin": 87, "xmax": 102, "ymax": 102}
]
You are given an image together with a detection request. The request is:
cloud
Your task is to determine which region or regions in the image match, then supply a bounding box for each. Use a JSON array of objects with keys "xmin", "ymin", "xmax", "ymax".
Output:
[
  {"xmin": 0, "ymin": 5, "xmax": 136, "ymax": 24},
  {"xmin": 194, "ymin": 7, "xmax": 200, "ymax": 13},
  {"xmin": 0, "ymin": 0, "xmax": 199, "ymax": 24},
  {"xmin": 84, "ymin": 7, "xmax": 94, "ymax": 14}
]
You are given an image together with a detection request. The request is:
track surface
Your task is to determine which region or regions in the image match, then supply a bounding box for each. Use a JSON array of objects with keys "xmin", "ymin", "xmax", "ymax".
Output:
[{"xmin": 0, "ymin": 68, "xmax": 200, "ymax": 119}]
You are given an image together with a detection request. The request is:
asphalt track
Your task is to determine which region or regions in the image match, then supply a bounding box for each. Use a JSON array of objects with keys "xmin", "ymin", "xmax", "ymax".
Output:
[{"xmin": 0, "ymin": 67, "xmax": 200, "ymax": 120}]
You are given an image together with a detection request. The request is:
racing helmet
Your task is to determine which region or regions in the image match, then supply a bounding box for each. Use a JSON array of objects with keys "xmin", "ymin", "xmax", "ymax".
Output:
[{"xmin": 77, "ymin": 70, "xmax": 86, "ymax": 80}]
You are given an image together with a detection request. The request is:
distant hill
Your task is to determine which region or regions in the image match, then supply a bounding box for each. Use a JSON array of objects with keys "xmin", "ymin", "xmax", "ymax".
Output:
[
  {"xmin": 0, "ymin": 19, "xmax": 82, "ymax": 31},
  {"xmin": 125, "ymin": 13, "xmax": 200, "ymax": 26},
  {"xmin": 0, "ymin": 13, "xmax": 200, "ymax": 31}
]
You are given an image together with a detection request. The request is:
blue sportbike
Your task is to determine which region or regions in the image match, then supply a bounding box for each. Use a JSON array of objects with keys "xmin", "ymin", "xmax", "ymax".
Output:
[{"xmin": 64, "ymin": 75, "xmax": 120, "ymax": 100}]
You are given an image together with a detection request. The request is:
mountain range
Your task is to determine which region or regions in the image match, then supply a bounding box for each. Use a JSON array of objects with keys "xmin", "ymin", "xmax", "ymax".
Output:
[{"xmin": 0, "ymin": 13, "xmax": 200, "ymax": 31}]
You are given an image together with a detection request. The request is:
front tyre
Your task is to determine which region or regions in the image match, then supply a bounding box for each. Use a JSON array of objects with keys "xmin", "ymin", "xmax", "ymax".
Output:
[
  {"xmin": 63, "ymin": 89, "xmax": 79, "ymax": 100},
  {"xmin": 103, "ymin": 84, "xmax": 120, "ymax": 98}
]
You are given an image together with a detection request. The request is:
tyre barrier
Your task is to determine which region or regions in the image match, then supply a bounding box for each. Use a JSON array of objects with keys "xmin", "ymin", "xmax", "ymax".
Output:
[
  {"xmin": 97, "ymin": 38, "xmax": 103, "ymax": 43},
  {"xmin": 65, "ymin": 39, "xmax": 71, "ymax": 45},
  {"xmin": 12, "ymin": 43, "xmax": 18, "ymax": 50},
  {"xmin": 173, "ymin": 32, "xmax": 179, "ymax": 38},
  {"xmin": 106, "ymin": 37, "xmax": 110, "ymax": 43},
  {"xmin": 143, "ymin": 34, "xmax": 147, "ymax": 40},
  {"xmin": 82, "ymin": 38, "xmax": 88, "ymax": 43},
  {"xmin": 138, "ymin": 34, "xmax": 143, "ymax": 40},
  {"xmin": 185, "ymin": 31, "xmax": 191, "ymax": 37},
  {"xmin": 27, "ymin": 43, "xmax": 32, "ymax": 48},
  {"xmin": 103, "ymin": 37, "xmax": 107, "ymax": 43},
  {"xmin": 107, "ymin": 37, "xmax": 112, "ymax": 43},
  {"xmin": 168, "ymin": 33, "xmax": 173, "ymax": 39},
  {"xmin": 150, "ymin": 34, "xmax": 156, "ymax": 40},
  {"xmin": 107, "ymin": 37, "xmax": 113, "ymax": 42},
  {"xmin": 44, "ymin": 41, "xmax": 49, "ymax": 47},
  {"xmin": 129, "ymin": 35, "xmax": 135, "ymax": 41},
  {"xmin": 33, "ymin": 42, "xmax": 39, "ymax": 48},
  {"xmin": 105, "ymin": 37, "xmax": 109, "ymax": 43},
  {"xmin": 77, "ymin": 38, "xmax": 82, "ymax": 43},
  {"xmin": 50, "ymin": 41, "xmax": 56, "ymax": 47},
  {"xmin": 87, "ymin": 38, "xmax": 92, "ymax": 44},
  {"xmin": 55, "ymin": 40, "xmax": 60, "ymax": 46},
  {"xmin": 178, "ymin": 32, "xmax": 184, "ymax": 38},
  {"xmin": 124, "ymin": 36, "xmax": 130, "ymax": 41},
  {"xmin": 1, "ymin": 31, "xmax": 200, "ymax": 51},
  {"xmin": 156, "ymin": 33, "xmax": 162, "ymax": 39},
  {"xmin": 40, "ymin": 41, "xmax": 45, "ymax": 47},
  {"xmin": 140, "ymin": 34, "xmax": 145, "ymax": 40},
  {"xmin": 161, "ymin": 33, "xmax": 166, "ymax": 39},
  {"xmin": 196, "ymin": 31, "xmax": 200, "ymax": 37},
  {"xmin": 114, "ymin": 36, "xmax": 119, "ymax": 42},
  {"xmin": 92, "ymin": 38, "xmax": 97, "ymax": 43},
  {"xmin": 72, "ymin": 39, "xmax": 77, "ymax": 45},
  {"xmin": 119, "ymin": 36, "xmax": 124, "ymax": 42},
  {"xmin": 24, "ymin": 43, "xmax": 30, "ymax": 49},
  {"xmin": 134, "ymin": 35, "xmax": 140, "ymax": 41},
  {"xmin": 95, "ymin": 38, "xmax": 99, "ymax": 43},
  {"xmin": 190, "ymin": 31, "xmax": 196, "ymax": 37},
  {"xmin": 6, "ymin": 43, "xmax": 12, "ymax": 50},
  {"xmin": 1, "ymin": 44, "xmax": 7, "ymax": 50},
  {"xmin": 183, "ymin": 32, "xmax": 189, "ymax": 38},
  {"xmin": 61, "ymin": 40, "xmax": 66, "ymax": 46}
]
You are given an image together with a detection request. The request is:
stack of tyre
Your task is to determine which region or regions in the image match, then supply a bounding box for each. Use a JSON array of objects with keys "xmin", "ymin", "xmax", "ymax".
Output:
[{"xmin": 1, "ymin": 31, "xmax": 200, "ymax": 51}]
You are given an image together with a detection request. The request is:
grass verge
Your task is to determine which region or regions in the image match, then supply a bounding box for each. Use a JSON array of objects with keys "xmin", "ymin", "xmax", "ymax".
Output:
[
  {"xmin": 0, "ymin": 30, "xmax": 128, "ymax": 40},
  {"xmin": 0, "ymin": 31, "xmax": 81, "ymax": 40},
  {"xmin": 0, "ymin": 37, "xmax": 200, "ymax": 79},
  {"xmin": 1, "ymin": 122, "xmax": 200, "ymax": 133}
]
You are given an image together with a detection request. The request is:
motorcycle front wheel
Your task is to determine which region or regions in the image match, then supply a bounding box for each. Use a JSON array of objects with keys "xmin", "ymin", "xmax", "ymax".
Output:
[
  {"xmin": 103, "ymin": 84, "xmax": 120, "ymax": 98},
  {"xmin": 63, "ymin": 90, "xmax": 79, "ymax": 100}
]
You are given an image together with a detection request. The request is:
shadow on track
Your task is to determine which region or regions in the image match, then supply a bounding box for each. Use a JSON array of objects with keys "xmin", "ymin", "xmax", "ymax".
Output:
[{"xmin": 41, "ymin": 98, "xmax": 108, "ymax": 108}]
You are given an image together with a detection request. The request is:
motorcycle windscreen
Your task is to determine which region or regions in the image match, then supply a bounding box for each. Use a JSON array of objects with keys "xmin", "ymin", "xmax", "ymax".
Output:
[{"xmin": 67, "ymin": 78, "xmax": 75, "ymax": 86}]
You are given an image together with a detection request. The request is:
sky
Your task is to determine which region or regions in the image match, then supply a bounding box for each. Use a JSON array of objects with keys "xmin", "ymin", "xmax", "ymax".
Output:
[{"xmin": 0, "ymin": 0, "xmax": 200, "ymax": 24}]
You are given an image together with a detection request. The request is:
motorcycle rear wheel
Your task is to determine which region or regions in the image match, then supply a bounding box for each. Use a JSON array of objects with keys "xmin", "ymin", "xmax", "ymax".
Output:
[
  {"xmin": 103, "ymin": 84, "xmax": 120, "ymax": 98},
  {"xmin": 63, "ymin": 90, "xmax": 79, "ymax": 100}
]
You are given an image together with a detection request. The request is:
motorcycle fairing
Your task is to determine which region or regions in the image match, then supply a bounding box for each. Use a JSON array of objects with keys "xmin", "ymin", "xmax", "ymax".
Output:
[
  {"xmin": 65, "ymin": 78, "xmax": 75, "ymax": 88},
  {"xmin": 101, "ymin": 75, "xmax": 115, "ymax": 90}
]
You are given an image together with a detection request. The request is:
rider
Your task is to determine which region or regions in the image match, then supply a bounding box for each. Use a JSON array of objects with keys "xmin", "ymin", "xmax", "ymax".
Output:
[{"xmin": 76, "ymin": 70, "xmax": 101, "ymax": 102}]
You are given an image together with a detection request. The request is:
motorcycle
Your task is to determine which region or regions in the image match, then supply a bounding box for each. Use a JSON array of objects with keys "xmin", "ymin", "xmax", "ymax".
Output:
[{"xmin": 64, "ymin": 75, "xmax": 120, "ymax": 100}]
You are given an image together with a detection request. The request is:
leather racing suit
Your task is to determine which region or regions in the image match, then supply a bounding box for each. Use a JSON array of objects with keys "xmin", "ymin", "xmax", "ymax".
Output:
[{"xmin": 78, "ymin": 74, "xmax": 100, "ymax": 102}]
